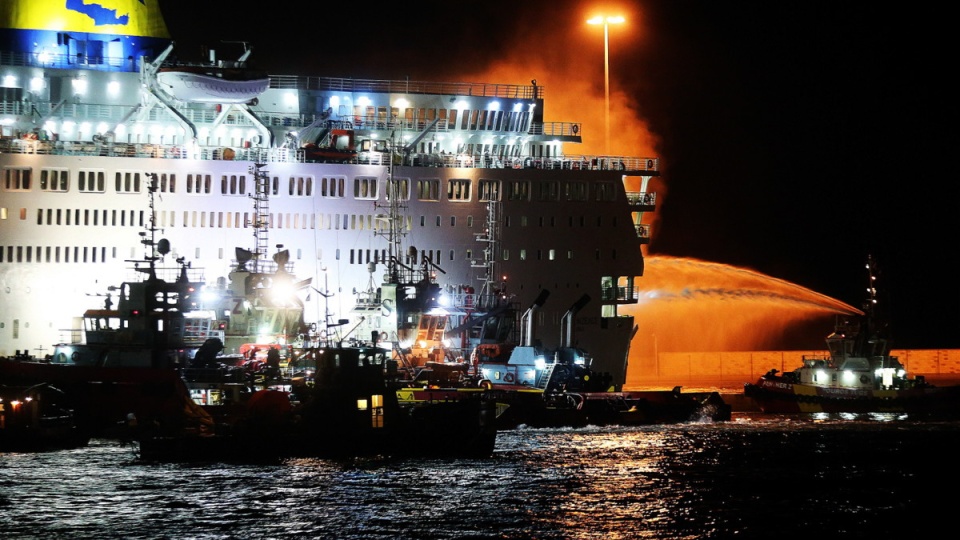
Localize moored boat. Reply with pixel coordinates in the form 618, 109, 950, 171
0, 382, 90, 452
744, 256, 960, 414
137, 323, 498, 463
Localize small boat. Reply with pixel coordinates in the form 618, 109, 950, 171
0, 174, 227, 437
744, 256, 960, 414
0, 383, 90, 452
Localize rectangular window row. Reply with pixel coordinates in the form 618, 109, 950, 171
4, 167, 613, 202
0, 245, 110, 264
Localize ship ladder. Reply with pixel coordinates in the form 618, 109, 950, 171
536, 364, 556, 390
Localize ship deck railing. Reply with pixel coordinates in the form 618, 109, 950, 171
269, 75, 541, 99
0, 50, 540, 99
0, 137, 660, 173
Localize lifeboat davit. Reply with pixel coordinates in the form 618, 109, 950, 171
157, 66, 269, 104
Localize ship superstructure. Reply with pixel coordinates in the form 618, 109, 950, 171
0, 0, 657, 388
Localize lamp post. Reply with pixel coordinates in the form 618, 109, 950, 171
587, 15, 624, 155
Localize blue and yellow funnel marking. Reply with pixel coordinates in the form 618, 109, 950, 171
1, 0, 169, 37
0, 0, 171, 67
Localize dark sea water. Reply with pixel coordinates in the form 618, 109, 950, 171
2, 413, 959, 539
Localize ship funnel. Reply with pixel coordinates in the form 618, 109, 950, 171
521, 290, 550, 347
560, 294, 591, 348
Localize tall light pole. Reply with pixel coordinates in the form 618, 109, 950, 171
587, 15, 624, 155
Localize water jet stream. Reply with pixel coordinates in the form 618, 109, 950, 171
626, 255, 860, 355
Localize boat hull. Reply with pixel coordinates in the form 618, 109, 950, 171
0, 358, 195, 436
744, 377, 960, 415
450, 387, 731, 429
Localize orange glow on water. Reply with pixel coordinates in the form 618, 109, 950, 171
626, 255, 861, 355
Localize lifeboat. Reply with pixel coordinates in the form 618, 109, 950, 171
157, 66, 269, 104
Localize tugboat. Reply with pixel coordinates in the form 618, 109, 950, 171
0, 173, 223, 436
744, 256, 960, 414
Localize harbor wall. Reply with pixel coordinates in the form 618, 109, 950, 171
626, 349, 960, 390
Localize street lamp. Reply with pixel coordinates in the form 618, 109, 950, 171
587, 15, 624, 155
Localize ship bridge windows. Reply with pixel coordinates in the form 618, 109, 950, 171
354, 177, 379, 200
185, 174, 212, 194
40, 169, 69, 192
3, 167, 32, 191
77, 169, 105, 193
221, 174, 248, 196
321, 176, 345, 198
115, 171, 143, 194
447, 179, 472, 201
478, 179, 501, 201
417, 179, 441, 201
288, 176, 314, 197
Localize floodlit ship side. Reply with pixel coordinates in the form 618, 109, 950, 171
0, 1, 658, 389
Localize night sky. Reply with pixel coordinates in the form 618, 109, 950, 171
163, 2, 956, 348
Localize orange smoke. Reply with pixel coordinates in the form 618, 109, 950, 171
457, 3, 658, 158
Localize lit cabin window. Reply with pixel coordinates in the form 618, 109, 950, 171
478, 179, 501, 201
417, 179, 440, 201
387, 178, 410, 201
447, 178, 471, 201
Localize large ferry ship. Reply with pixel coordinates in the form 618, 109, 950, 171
0, 0, 657, 389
